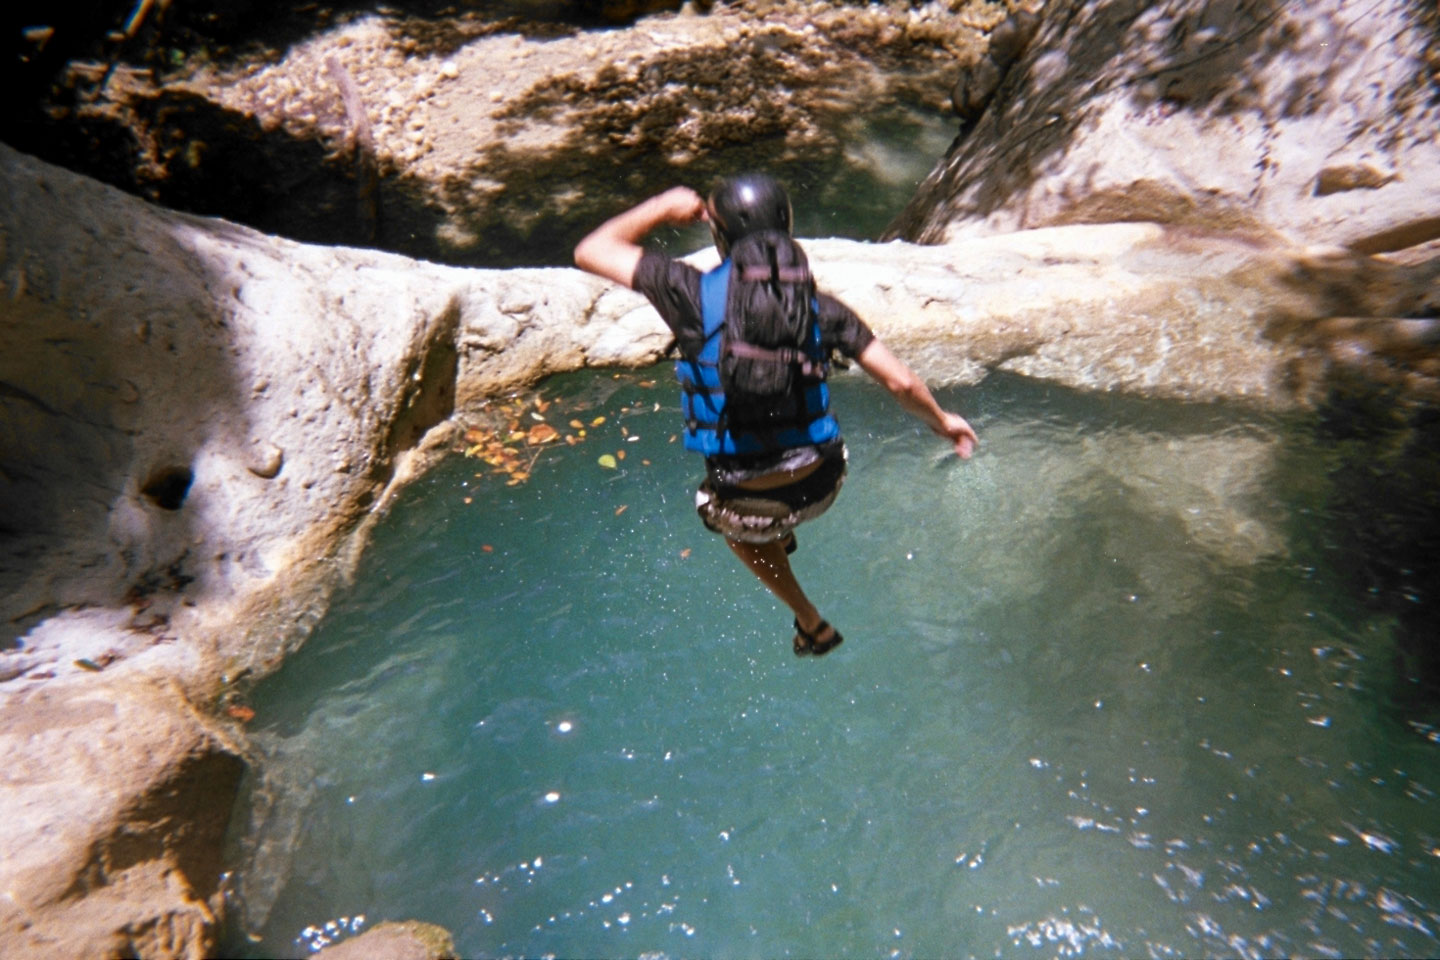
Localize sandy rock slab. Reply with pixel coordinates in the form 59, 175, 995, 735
0, 675, 243, 960
314, 920, 457, 960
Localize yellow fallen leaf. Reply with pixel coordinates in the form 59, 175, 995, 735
569, 419, 585, 429
536, 398, 551, 412
591, 416, 606, 426
642, 459, 651, 466
598, 454, 617, 469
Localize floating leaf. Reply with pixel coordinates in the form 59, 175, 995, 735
464, 427, 489, 444
526, 423, 559, 445
621, 425, 629, 437
642, 459, 651, 466
591, 416, 606, 426
462, 496, 473, 504
680, 548, 692, 559
639, 380, 656, 388
598, 454, 617, 469
626, 435, 640, 442
530, 411, 546, 421
227, 704, 256, 722
569, 419, 585, 430
536, 398, 551, 412
565, 435, 578, 446
482, 544, 494, 553
615, 504, 628, 516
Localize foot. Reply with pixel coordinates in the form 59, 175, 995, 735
793, 618, 843, 657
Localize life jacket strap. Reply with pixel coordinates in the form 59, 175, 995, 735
738, 264, 812, 284
723, 340, 826, 380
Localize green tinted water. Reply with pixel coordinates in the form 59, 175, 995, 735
223, 370, 1439, 959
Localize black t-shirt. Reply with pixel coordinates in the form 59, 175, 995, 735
633, 250, 875, 361
632, 249, 875, 480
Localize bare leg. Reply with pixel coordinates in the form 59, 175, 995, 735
726, 537, 838, 646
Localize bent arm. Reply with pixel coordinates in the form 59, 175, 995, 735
573, 186, 707, 289
856, 339, 978, 459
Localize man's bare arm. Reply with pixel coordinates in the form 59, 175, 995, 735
573, 187, 708, 289
856, 339, 978, 459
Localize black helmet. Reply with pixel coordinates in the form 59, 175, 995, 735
707, 173, 792, 256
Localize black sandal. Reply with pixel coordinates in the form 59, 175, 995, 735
780, 532, 798, 555
793, 618, 843, 657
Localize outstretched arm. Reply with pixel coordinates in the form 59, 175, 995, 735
573, 186, 708, 289
856, 339, 978, 459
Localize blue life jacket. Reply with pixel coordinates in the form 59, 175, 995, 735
676, 258, 840, 457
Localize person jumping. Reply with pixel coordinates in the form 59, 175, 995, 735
574, 173, 977, 657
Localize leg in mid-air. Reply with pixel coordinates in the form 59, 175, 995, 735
725, 536, 843, 656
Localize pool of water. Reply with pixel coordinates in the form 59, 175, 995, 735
222, 369, 1439, 959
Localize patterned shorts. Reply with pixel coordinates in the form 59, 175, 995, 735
694, 445, 848, 544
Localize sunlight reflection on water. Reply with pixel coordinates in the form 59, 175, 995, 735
224, 370, 1438, 959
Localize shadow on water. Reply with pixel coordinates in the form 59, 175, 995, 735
1314, 373, 1440, 697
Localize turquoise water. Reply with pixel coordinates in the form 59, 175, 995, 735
223, 370, 1439, 959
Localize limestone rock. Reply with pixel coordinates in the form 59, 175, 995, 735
0, 674, 244, 960
315, 921, 457, 960
892, 0, 1440, 257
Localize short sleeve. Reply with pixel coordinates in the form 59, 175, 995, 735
632, 251, 706, 356
817, 293, 875, 358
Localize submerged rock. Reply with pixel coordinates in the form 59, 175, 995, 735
314, 920, 457, 960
